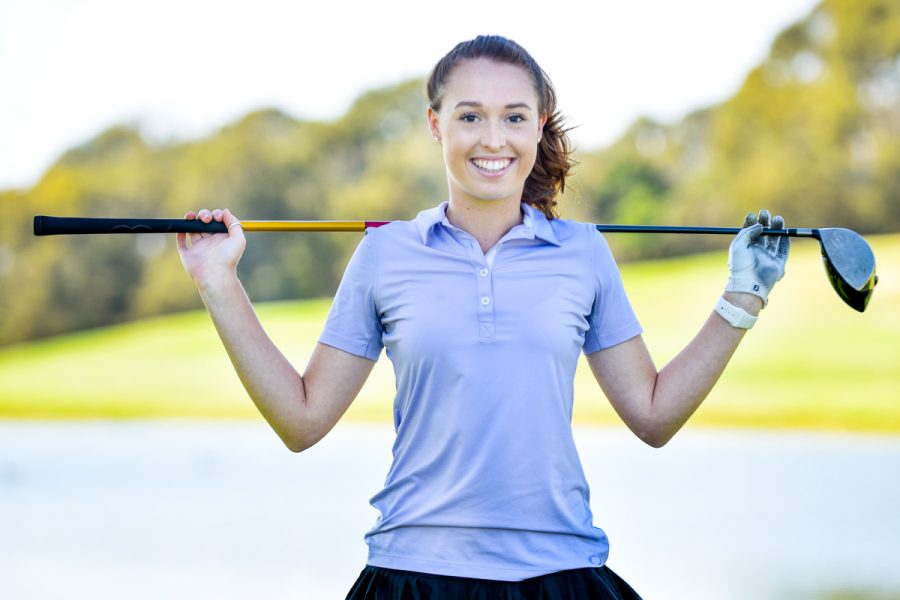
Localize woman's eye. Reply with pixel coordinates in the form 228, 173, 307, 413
460, 113, 479, 123
508, 114, 526, 124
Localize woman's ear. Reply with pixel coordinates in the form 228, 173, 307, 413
538, 113, 547, 143
427, 107, 441, 142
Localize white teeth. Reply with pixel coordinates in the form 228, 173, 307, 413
472, 158, 511, 172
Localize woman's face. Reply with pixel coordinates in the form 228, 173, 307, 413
428, 58, 546, 209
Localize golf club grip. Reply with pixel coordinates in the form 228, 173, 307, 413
34, 216, 227, 236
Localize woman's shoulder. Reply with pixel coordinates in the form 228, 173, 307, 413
546, 215, 604, 245
546, 216, 619, 268
365, 203, 450, 246
365, 219, 419, 240
361, 219, 423, 254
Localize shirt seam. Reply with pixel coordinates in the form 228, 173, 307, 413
318, 334, 379, 362
368, 227, 382, 356
584, 322, 643, 355
588, 222, 603, 352
368, 551, 564, 576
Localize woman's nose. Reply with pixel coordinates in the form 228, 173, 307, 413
481, 121, 505, 149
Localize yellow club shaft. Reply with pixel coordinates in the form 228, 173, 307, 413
240, 220, 372, 232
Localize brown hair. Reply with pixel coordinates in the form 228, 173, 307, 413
426, 35, 574, 220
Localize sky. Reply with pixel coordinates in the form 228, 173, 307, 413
0, 0, 820, 190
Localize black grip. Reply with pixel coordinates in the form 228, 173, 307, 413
34, 216, 228, 236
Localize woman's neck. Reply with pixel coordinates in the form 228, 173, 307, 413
445, 197, 523, 254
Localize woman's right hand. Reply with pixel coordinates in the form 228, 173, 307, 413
176, 208, 246, 290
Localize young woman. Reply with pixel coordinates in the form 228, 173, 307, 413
178, 35, 789, 599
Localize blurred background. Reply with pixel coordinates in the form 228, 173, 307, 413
1, 0, 898, 598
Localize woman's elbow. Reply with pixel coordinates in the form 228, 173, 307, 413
267, 400, 332, 453
640, 431, 673, 448
633, 423, 677, 448
277, 426, 323, 453
283, 437, 312, 453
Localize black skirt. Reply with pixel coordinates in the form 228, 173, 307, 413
345, 565, 643, 600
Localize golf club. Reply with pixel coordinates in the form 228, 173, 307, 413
33, 215, 878, 312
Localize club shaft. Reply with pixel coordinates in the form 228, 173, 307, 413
593, 225, 815, 237
33, 216, 815, 237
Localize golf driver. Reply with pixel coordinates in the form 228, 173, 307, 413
32, 215, 879, 312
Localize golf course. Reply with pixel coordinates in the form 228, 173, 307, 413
1, 234, 897, 433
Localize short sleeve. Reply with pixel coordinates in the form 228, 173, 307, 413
318, 231, 383, 361
583, 229, 643, 354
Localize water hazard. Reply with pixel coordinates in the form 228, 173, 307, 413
1, 421, 898, 599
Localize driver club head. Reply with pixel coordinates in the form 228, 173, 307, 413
816, 228, 878, 312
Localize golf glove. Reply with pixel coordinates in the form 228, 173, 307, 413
726, 210, 790, 306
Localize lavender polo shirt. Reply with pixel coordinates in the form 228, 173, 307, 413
319, 202, 642, 581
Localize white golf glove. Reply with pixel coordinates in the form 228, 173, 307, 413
726, 210, 790, 306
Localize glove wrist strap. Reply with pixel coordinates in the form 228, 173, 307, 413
725, 276, 769, 307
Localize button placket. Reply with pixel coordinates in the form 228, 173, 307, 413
470, 255, 494, 341
476, 263, 495, 339
455, 228, 496, 341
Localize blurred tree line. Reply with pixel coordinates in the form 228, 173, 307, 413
1, 0, 898, 346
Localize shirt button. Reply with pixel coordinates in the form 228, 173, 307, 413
480, 296, 491, 306
479, 268, 489, 277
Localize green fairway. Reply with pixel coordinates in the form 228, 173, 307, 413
1, 235, 898, 432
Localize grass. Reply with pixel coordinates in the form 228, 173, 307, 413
1, 235, 898, 433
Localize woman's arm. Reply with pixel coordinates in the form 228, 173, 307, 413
586, 291, 757, 447
178, 208, 374, 452
587, 210, 789, 447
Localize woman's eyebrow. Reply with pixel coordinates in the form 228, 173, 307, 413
453, 101, 533, 110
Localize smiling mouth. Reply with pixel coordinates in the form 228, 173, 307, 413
471, 158, 513, 173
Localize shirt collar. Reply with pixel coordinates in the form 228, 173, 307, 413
522, 202, 561, 246
414, 201, 560, 247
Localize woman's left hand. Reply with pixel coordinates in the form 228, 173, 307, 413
725, 209, 790, 307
